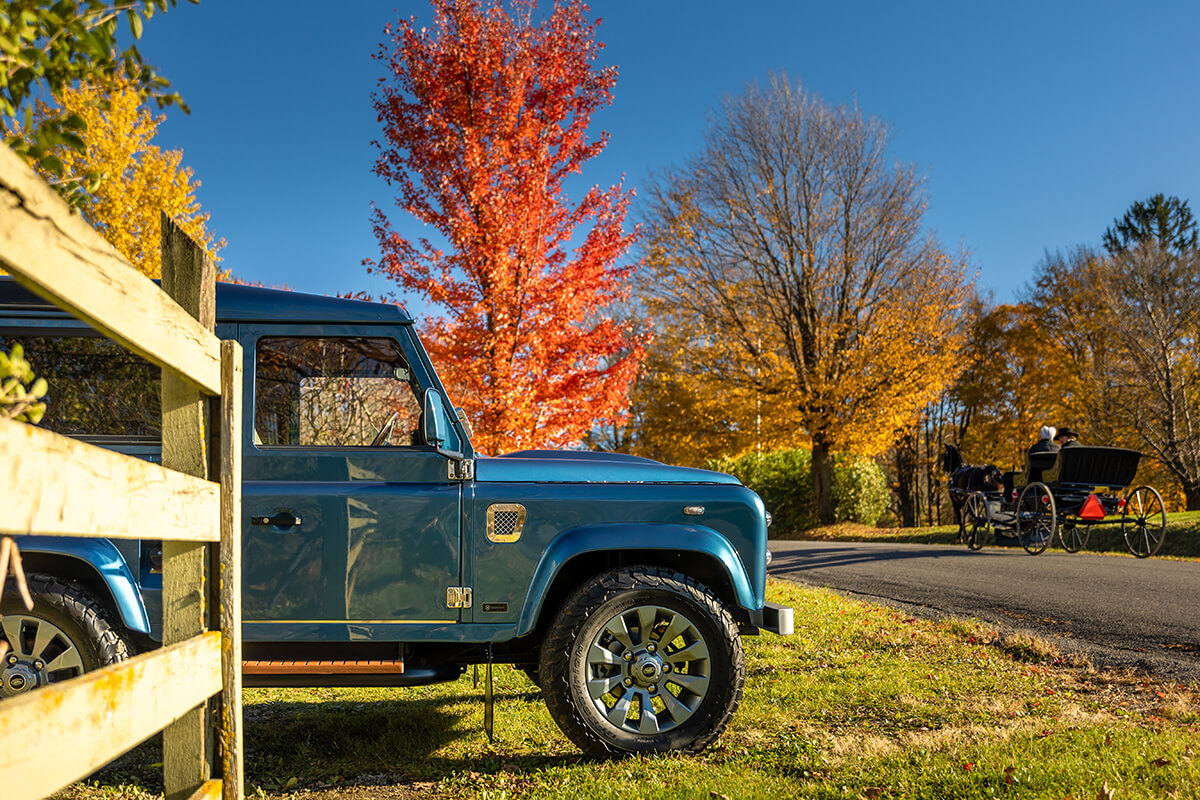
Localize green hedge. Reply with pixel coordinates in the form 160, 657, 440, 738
707, 448, 888, 533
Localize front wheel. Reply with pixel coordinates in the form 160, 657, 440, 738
539, 566, 745, 757
1, 575, 131, 697
963, 492, 990, 551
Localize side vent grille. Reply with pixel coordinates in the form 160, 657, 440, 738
486, 503, 527, 543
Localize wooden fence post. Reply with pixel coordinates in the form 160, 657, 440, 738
219, 339, 244, 799
161, 213, 217, 800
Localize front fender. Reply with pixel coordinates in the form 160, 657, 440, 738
16, 536, 150, 634
516, 523, 758, 636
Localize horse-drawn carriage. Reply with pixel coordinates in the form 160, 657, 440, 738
946, 445, 1167, 557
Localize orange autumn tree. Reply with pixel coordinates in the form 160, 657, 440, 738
369, 0, 644, 453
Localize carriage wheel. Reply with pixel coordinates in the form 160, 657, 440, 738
1058, 518, 1089, 553
1017, 482, 1056, 555
1121, 486, 1166, 558
963, 492, 990, 551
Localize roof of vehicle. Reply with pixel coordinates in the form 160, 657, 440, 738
0, 277, 412, 325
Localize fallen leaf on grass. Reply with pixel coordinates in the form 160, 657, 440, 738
1150, 758, 1171, 768
862, 789, 885, 799
1097, 781, 1115, 800
962, 762, 975, 772
710, 792, 730, 800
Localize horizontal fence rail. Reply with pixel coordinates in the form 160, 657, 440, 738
0, 145, 221, 395
0, 417, 220, 542
0, 632, 222, 800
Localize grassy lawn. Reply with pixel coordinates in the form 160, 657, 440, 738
786, 510, 1200, 561
57, 579, 1199, 800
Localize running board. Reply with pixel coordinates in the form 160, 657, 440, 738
242, 659, 405, 675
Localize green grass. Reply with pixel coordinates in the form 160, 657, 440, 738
56, 579, 1199, 800
786, 510, 1200, 560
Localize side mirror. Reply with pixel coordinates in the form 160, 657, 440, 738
423, 388, 446, 448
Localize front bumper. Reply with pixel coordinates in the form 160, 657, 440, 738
750, 601, 795, 635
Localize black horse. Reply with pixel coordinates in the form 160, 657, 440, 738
942, 444, 1003, 542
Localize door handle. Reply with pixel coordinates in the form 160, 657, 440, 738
251, 513, 303, 528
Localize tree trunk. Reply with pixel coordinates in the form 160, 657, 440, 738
893, 438, 918, 528
1185, 482, 1200, 511
812, 441, 837, 525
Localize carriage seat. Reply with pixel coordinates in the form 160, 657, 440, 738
1012, 451, 1058, 488
1015, 446, 1141, 489
1041, 446, 1141, 489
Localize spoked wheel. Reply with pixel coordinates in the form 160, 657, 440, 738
1058, 518, 1090, 553
1122, 485, 1166, 558
963, 492, 991, 551
1017, 482, 1056, 555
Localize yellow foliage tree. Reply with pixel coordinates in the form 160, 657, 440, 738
11, 71, 222, 277
641, 77, 975, 521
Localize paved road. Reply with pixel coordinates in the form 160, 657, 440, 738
767, 540, 1200, 681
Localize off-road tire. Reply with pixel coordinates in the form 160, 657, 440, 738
1, 574, 131, 695
538, 566, 744, 757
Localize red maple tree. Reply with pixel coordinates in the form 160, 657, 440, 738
368, 0, 645, 454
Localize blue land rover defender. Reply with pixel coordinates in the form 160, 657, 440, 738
0, 277, 791, 756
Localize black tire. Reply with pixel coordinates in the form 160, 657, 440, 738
538, 566, 745, 757
518, 665, 542, 690
1058, 518, 1089, 553
1122, 485, 1166, 558
1, 574, 131, 697
963, 492, 990, 551
1017, 482, 1056, 555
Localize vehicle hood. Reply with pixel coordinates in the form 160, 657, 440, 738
474, 449, 742, 485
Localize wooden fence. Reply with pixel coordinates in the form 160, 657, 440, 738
0, 141, 243, 800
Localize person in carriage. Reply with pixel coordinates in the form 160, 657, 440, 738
1029, 425, 1058, 455
1054, 427, 1081, 448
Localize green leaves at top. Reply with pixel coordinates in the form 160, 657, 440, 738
0, 1, 197, 203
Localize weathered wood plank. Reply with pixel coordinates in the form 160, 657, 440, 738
0, 145, 221, 395
219, 340, 244, 800
161, 220, 217, 800
0, 417, 219, 542
188, 780, 224, 800
0, 632, 222, 800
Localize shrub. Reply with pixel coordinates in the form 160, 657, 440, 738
709, 449, 816, 532
708, 447, 888, 533
832, 454, 889, 527
0, 344, 46, 423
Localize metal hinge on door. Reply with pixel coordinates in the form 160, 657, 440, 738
446, 587, 473, 609
448, 459, 474, 481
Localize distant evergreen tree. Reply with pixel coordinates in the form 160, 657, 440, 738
1102, 193, 1198, 256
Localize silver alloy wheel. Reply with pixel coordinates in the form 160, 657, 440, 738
1, 613, 86, 696
585, 604, 711, 735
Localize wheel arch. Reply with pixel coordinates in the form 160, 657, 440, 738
12, 537, 150, 635
515, 523, 758, 639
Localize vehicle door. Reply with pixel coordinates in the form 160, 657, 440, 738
238, 326, 462, 628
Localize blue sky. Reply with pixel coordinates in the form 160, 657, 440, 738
136, 1, 1200, 309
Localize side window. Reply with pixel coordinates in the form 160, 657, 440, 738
0, 333, 160, 441
254, 337, 422, 447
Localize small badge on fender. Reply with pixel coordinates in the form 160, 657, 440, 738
482, 602, 508, 613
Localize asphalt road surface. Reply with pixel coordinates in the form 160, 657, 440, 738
767, 540, 1200, 681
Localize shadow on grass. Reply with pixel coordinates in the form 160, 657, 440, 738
82, 694, 578, 795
